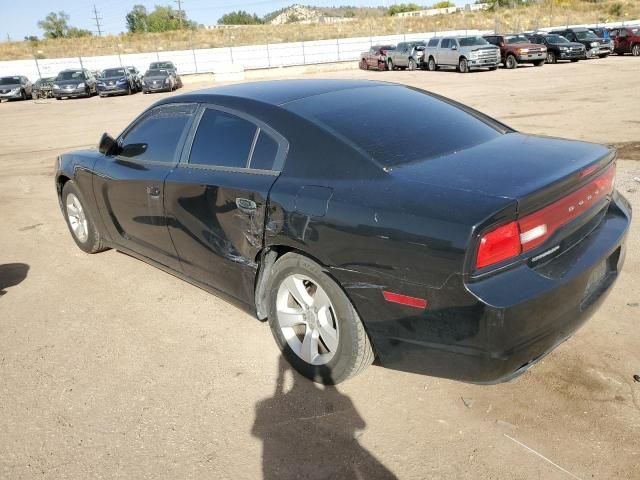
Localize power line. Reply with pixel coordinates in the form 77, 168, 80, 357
92, 5, 104, 36
175, 0, 184, 29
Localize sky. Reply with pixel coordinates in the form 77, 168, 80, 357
0, 0, 468, 40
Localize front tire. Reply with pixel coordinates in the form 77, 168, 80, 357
632, 44, 640, 56
505, 54, 517, 69
61, 181, 108, 254
533, 59, 545, 66
408, 58, 417, 71
458, 57, 469, 73
427, 57, 437, 71
387, 58, 394, 71
547, 51, 557, 64
267, 253, 374, 384
360, 58, 368, 70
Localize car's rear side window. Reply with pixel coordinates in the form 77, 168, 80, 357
189, 108, 257, 168
428, 38, 439, 47
119, 104, 195, 163
285, 85, 504, 168
250, 131, 279, 170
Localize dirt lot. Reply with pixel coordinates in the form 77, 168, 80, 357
1, 57, 639, 480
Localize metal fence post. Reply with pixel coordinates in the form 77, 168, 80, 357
266, 43, 271, 67
302, 42, 306, 65
192, 49, 198, 73
336, 38, 340, 62
78, 56, 84, 70
34, 57, 42, 80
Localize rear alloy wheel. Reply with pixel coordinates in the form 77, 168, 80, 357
547, 51, 557, 64
268, 253, 374, 384
387, 58, 394, 71
427, 57, 437, 71
62, 181, 108, 254
505, 54, 517, 69
458, 57, 469, 73
408, 58, 417, 71
633, 44, 640, 56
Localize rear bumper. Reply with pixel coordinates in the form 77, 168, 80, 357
335, 192, 631, 383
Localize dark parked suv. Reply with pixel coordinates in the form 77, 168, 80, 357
483, 34, 547, 68
549, 28, 611, 58
526, 33, 586, 63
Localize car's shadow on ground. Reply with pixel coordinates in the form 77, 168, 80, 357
0, 263, 29, 297
252, 356, 397, 480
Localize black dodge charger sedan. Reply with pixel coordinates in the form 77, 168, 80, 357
55, 80, 630, 384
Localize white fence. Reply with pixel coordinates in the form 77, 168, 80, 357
0, 19, 638, 82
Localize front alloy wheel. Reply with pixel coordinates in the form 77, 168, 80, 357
458, 57, 469, 73
62, 181, 108, 254
505, 54, 517, 69
268, 253, 374, 384
633, 44, 640, 56
408, 58, 417, 70
547, 51, 557, 64
427, 57, 436, 71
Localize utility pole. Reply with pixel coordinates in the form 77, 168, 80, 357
6, 33, 11, 42
92, 5, 103, 36
175, 0, 184, 30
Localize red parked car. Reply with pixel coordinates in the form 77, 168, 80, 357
610, 26, 640, 56
483, 34, 547, 69
359, 45, 396, 70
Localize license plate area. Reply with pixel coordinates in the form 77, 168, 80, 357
581, 248, 620, 309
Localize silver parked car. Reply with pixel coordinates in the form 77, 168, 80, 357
0, 76, 32, 101
385, 41, 427, 71
425, 36, 500, 73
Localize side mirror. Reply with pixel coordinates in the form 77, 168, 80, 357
451, 45, 457, 50
98, 133, 118, 156
499, 42, 505, 47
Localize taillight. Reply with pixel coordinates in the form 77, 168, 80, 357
476, 163, 616, 270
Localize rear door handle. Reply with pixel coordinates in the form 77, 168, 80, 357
147, 186, 161, 198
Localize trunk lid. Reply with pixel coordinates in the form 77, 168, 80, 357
392, 132, 614, 215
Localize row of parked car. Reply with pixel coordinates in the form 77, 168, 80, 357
0, 61, 184, 102
360, 25, 640, 73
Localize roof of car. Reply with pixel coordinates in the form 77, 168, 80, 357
184, 79, 391, 106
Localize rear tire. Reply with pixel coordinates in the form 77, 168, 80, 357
267, 253, 374, 384
61, 181, 108, 254
570, 59, 579, 62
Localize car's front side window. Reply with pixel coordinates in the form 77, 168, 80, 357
119, 104, 195, 163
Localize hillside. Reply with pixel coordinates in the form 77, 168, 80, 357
1, 0, 638, 61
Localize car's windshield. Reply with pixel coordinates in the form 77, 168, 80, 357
505, 35, 530, 44
103, 68, 126, 78
285, 85, 503, 168
546, 34, 569, 43
56, 71, 85, 81
459, 36, 489, 47
145, 69, 168, 77
576, 30, 598, 40
0, 77, 20, 85
150, 62, 174, 69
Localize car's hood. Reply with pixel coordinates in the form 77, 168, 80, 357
510, 42, 545, 49
101, 76, 127, 82
144, 75, 169, 82
0, 83, 21, 91
390, 132, 613, 209
550, 41, 585, 48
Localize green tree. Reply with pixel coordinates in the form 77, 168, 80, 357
431, 1, 454, 8
217, 10, 264, 25
125, 5, 196, 33
37, 11, 93, 39
387, 3, 422, 16
38, 11, 70, 39
126, 5, 149, 33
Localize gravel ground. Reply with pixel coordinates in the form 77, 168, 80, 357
0, 56, 639, 479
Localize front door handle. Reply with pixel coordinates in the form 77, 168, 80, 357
147, 186, 161, 198
236, 198, 257, 211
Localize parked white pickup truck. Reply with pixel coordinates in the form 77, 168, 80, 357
424, 36, 500, 73
385, 41, 427, 71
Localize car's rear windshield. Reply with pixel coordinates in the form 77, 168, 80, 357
0, 77, 20, 85
285, 85, 504, 168
505, 35, 530, 44
459, 36, 489, 46
103, 68, 126, 78
145, 69, 168, 77
57, 71, 85, 80
546, 34, 569, 43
